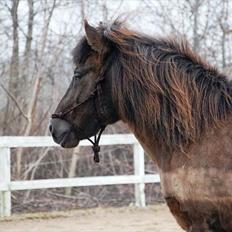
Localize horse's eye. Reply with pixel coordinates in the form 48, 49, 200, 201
73, 66, 93, 79
74, 69, 82, 79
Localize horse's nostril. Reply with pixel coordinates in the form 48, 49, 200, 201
49, 124, 53, 133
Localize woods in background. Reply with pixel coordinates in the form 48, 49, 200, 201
1, 0, 232, 137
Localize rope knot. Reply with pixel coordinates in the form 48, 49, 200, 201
92, 145, 100, 163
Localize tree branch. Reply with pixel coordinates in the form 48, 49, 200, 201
0, 82, 28, 121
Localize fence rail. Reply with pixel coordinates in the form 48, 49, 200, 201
0, 134, 160, 217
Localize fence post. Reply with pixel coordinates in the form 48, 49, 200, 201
133, 143, 145, 207
0, 147, 11, 217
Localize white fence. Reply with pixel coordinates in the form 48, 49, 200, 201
0, 134, 160, 217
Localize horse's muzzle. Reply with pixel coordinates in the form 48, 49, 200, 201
49, 118, 79, 148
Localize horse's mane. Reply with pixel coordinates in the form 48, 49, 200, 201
73, 21, 232, 152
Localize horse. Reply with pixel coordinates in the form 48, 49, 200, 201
50, 20, 232, 232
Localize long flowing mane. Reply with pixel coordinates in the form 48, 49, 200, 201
74, 21, 232, 152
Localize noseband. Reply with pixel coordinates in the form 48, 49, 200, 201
51, 69, 108, 163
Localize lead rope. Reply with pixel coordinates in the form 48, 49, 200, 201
87, 126, 106, 163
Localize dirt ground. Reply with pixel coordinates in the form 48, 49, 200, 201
0, 204, 184, 232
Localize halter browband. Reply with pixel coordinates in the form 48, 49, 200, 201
51, 70, 107, 163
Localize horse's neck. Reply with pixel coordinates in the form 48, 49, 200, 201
133, 114, 232, 170
133, 129, 169, 168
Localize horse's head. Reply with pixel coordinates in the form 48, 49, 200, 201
50, 20, 119, 148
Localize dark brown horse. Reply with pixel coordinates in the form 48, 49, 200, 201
50, 20, 232, 232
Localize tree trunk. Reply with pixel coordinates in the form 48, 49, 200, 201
16, 0, 57, 177
22, 0, 34, 82
192, 0, 201, 53
3, 0, 20, 134
65, 147, 80, 196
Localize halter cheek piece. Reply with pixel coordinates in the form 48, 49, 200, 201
51, 69, 107, 163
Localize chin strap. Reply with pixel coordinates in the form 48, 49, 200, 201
87, 126, 106, 163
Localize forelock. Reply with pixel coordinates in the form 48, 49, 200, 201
72, 37, 93, 66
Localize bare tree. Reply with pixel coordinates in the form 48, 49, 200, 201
22, 0, 34, 81
3, 0, 20, 133
16, 0, 57, 177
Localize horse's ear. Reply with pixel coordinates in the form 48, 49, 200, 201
84, 20, 103, 52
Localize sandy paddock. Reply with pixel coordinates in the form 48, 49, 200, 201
0, 204, 184, 232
